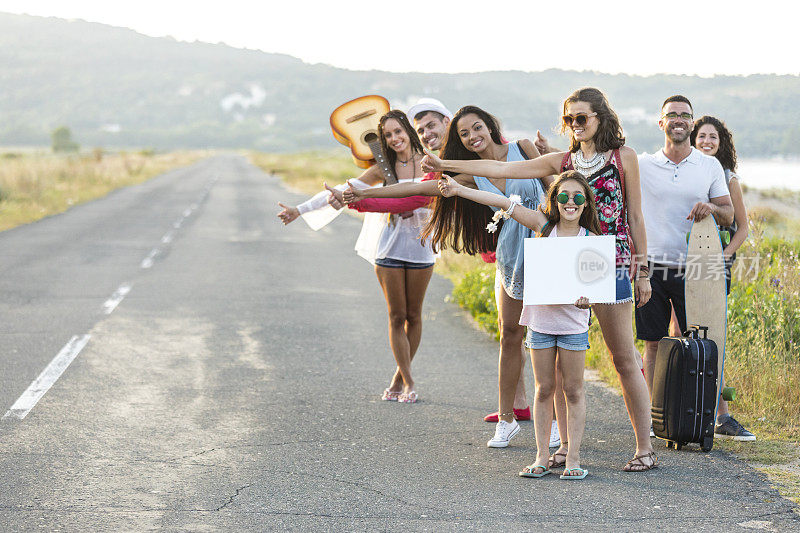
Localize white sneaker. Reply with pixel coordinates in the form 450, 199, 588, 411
487, 419, 520, 448
549, 420, 561, 448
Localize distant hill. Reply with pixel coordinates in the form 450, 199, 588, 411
1, 12, 799, 156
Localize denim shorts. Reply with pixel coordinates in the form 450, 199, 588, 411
613, 266, 633, 304
525, 329, 590, 351
374, 257, 434, 269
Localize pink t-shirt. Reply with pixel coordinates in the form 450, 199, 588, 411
518, 226, 591, 335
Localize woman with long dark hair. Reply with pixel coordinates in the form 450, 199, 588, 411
683, 115, 753, 440
345, 106, 562, 449
278, 110, 435, 404
421, 88, 658, 471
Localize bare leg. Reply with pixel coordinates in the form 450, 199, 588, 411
513, 345, 529, 410
643, 340, 659, 396
387, 266, 434, 391
668, 305, 682, 337
558, 348, 587, 471
593, 302, 655, 465
496, 285, 526, 423
531, 347, 557, 469
553, 353, 568, 449
375, 266, 414, 394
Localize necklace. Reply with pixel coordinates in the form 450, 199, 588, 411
573, 149, 606, 176
398, 153, 415, 167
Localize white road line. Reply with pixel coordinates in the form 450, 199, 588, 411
161, 230, 175, 244
3, 335, 91, 420
173, 218, 183, 229
102, 283, 131, 315
140, 248, 159, 269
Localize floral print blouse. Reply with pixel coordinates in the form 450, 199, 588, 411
562, 149, 631, 266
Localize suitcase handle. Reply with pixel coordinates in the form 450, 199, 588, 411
684, 325, 709, 339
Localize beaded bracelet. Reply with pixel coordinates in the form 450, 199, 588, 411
486, 195, 522, 233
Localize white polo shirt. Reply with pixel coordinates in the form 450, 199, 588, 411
638, 147, 729, 267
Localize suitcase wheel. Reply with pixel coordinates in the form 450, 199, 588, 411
722, 387, 737, 402
701, 437, 714, 452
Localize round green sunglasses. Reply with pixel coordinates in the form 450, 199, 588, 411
556, 192, 586, 205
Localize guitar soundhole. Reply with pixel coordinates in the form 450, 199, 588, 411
363, 132, 378, 144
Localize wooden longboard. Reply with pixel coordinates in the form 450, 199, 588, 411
684, 215, 728, 418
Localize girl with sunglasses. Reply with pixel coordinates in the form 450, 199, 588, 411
438, 170, 601, 480
344, 106, 565, 450
278, 110, 435, 404
421, 87, 658, 472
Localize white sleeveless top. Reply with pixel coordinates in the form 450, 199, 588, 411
519, 226, 590, 335
355, 176, 437, 264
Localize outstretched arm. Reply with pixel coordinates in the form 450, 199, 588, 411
422, 150, 563, 180
343, 173, 475, 203
277, 165, 383, 228
437, 176, 547, 232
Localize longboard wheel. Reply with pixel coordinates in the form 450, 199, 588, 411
722, 387, 737, 402
720, 230, 731, 246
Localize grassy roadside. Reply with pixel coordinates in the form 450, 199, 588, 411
0, 149, 207, 231
258, 150, 800, 507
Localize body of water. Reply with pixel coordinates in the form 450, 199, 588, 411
735, 158, 800, 191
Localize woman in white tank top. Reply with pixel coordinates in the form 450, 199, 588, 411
278, 111, 435, 404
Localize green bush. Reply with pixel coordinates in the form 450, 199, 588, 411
451, 265, 499, 340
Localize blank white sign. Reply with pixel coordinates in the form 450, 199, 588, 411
523, 235, 617, 305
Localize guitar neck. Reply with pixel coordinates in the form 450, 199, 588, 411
366, 139, 397, 184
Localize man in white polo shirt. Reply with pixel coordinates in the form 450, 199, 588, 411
636, 95, 743, 435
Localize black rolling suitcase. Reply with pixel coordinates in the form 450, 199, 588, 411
651, 326, 718, 452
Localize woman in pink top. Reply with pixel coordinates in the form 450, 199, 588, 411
438, 170, 601, 480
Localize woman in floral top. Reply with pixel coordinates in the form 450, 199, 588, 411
422, 87, 658, 472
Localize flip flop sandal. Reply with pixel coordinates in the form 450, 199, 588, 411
560, 467, 588, 480
398, 391, 418, 404
623, 452, 658, 472
381, 388, 401, 401
548, 449, 568, 469
519, 464, 551, 478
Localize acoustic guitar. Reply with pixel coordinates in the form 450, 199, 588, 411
330, 95, 396, 183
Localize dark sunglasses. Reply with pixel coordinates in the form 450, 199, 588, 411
561, 112, 597, 128
557, 192, 586, 205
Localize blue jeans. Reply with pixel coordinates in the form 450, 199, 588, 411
525, 329, 590, 351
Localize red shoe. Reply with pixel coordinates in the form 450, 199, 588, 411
514, 406, 532, 421
483, 407, 531, 423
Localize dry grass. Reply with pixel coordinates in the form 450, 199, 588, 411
248, 150, 357, 196
0, 150, 207, 231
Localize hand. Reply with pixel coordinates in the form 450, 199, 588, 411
534, 130, 553, 155
437, 176, 461, 197
342, 180, 363, 204
421, 150, 444, 173
687, 201, 713, 221
277, 203, 300, 225
574, 296, 590, 309
324, 182, 344, 210
635, 277, 652, 308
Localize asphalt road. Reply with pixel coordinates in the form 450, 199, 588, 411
0, 155, 797, 531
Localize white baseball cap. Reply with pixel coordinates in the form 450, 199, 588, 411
407, 98, 453, 122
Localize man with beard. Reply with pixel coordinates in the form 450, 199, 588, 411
636, 95, 733, 401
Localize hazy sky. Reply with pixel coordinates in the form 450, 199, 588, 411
3, 0, 796, 76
